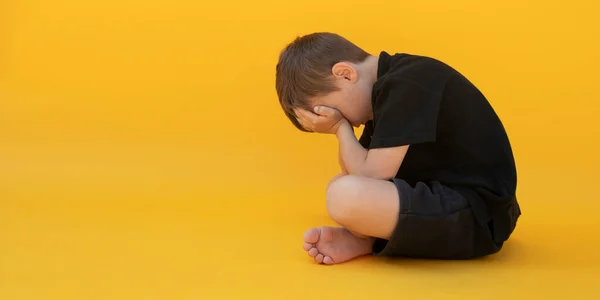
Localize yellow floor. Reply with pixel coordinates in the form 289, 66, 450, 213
2, 0, 600, 299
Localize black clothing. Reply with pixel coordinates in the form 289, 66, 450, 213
359, 52, 520, 258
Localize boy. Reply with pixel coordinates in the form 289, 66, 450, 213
275, 32, 521, 265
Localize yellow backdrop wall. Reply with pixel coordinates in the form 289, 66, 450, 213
1, 0, 599, 299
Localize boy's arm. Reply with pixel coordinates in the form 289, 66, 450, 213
292, 106, 407, 179
338, 148, 349, 174
336, 120, 408, 180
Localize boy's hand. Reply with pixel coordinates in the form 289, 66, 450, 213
294, 106, 347, 134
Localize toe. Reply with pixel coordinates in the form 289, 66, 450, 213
315, 254, 324, 263
303, 242, 313, 251
303, 228, 321, 244
308, 248, 319, 257
323, 256, 335, 265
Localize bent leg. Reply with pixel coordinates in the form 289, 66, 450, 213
326, 175, 400, 240
328, 176, 482, 259
310, 175, 487, 260
301, 173, 392, 265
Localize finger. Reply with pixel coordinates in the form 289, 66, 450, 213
313, 106, 340, 118
299, 113, 321, 129
292, 108, 312, 127
295, 107, 320, 123
297, 118, 313, 132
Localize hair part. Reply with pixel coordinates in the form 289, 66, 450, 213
275, 32, 370, 131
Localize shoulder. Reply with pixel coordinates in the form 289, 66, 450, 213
374, 52, 456, 98
379, 52, 455, 80
382, 52, 453, 75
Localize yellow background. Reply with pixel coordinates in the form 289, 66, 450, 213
1, 0, 599, 299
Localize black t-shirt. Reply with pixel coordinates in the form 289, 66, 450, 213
359, 51, 520, 244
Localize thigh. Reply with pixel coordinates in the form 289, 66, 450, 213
325, 175, 400, 240
374, 179, 478, 259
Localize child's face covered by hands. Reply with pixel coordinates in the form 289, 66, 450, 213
294, 106, 348, 134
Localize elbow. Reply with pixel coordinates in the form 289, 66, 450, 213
366, 172, 395, 181
351, 166, 395, 181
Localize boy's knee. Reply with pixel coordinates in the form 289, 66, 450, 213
326, 175, 363, 224
326, 173, 346, 190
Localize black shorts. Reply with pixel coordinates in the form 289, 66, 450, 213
372, 179, 501, 259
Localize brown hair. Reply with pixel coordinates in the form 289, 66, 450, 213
275, 32, 370, 131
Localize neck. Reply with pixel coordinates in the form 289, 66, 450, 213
363, 55, 380, 85
361, 55, 379, 121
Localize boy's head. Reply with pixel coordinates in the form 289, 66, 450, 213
275, 32, 377, 132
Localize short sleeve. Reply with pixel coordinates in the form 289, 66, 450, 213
369, 78, 442, 149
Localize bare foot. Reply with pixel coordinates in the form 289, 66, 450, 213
302, 227, 374, 265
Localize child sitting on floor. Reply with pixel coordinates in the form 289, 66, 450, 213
275, 32, 521, 264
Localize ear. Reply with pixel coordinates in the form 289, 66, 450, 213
331, 62, 358, 83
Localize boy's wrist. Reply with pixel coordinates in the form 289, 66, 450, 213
335, 119, 352, 136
